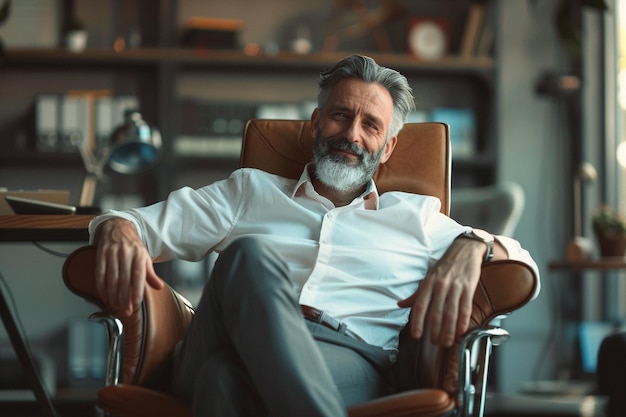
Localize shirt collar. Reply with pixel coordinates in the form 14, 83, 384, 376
291, 163, 379, 210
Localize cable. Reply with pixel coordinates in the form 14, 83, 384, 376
0, 269, 30, 344
30, 241, 72, 258
0, 270, 61, 417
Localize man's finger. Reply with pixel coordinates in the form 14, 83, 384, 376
408, 283, 433, 339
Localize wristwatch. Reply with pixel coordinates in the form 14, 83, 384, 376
461, 229, 495, 263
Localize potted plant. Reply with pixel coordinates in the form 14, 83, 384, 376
592, 205, 626, 257
0, 0, 11, 62
63, 16, 88, 53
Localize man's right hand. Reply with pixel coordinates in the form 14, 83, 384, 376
93, 218, 164, 317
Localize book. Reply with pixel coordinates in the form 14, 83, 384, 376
34, 92, 138, 154
429, 107, 476, 158
460, 4, 485, 58
35, 94, 61, 152
175, 99, 258, 157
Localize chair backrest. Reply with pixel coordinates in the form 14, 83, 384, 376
450, 181, 525, 237
241, 120, 451, 215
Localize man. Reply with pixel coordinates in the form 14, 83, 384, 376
90, 55, 539, 416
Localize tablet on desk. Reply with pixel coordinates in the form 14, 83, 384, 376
5, 196, 77, 215
0, 190, 71, 215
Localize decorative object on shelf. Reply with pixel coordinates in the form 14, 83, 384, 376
566, 162, 597, 261
63, 16, 87, 53
291, 25, 313, 54
180, 17, 241, 50
553, 0, 608, 65
77, 111, 161, 207
592, 205, 626, 258
0, 0, 10, 62
323, 0, 405, 53
408, 18, 448, 61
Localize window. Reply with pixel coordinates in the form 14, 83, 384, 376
615, 1, 626, 212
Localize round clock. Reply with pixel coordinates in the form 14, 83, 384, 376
408, 20, 447, 60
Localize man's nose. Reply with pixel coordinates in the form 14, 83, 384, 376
344, 120, 363, 145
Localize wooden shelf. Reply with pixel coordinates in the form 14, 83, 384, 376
549, 258, 626, 271
1, 6, 498, 194
0, 151, 83, 167
3, 48, 495, 75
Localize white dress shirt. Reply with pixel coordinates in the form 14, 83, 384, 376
89, 165, 539, 350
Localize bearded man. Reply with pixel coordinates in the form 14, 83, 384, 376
89, 55, 539, 417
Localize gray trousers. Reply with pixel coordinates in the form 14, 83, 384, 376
172, 236, 396, 417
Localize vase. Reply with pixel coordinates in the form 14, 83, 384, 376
66, 30, 87, 53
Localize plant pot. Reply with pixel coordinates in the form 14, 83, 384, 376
596, 234, 626, 257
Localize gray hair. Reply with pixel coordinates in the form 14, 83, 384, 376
317, 55, 415, 139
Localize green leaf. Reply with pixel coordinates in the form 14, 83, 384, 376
582, 0, 608, 12
0, 0, 11, 25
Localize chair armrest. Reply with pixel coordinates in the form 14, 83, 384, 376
456, 326, 510, 417
63, 245, 195, 389
400, 259, 538, 392
444, 259, 538, 392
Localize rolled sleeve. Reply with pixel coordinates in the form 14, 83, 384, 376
494, 235, 541, 299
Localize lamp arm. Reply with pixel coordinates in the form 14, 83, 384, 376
76, 138, 108, 179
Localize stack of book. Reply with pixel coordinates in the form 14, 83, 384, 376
35, 91, 139, 154
180, 17, 242, 49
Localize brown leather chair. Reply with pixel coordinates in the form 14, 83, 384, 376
62, 120, 538, 417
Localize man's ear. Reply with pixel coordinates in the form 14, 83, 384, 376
379, 135, 398, 164
310, 108, 320, 138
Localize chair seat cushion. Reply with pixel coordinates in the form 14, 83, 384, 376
347, 388, 455, 417
98, 385, 192, 417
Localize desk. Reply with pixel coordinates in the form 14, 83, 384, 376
0, 215, 93, 241
0, 215, 95, 417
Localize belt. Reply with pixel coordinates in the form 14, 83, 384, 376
300, 305, 364, 342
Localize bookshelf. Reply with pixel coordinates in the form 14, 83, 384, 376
0, 0, 499, 202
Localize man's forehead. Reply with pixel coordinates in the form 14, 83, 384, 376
327, 79, 393, 118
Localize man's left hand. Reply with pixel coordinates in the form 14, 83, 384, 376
397, 237, 486, 347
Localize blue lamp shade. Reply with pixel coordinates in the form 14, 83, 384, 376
108, 112, 162, 174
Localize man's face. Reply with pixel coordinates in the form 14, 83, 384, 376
311, 78, 397, 192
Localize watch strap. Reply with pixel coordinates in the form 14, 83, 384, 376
461, 229, 495, 263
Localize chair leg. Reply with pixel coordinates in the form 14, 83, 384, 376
89, 313, 124, 386
457, 327, 510, 417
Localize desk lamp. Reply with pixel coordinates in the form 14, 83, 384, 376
77, 111, 161, 207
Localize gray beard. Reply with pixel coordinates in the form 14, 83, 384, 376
312, 134, 385, 192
